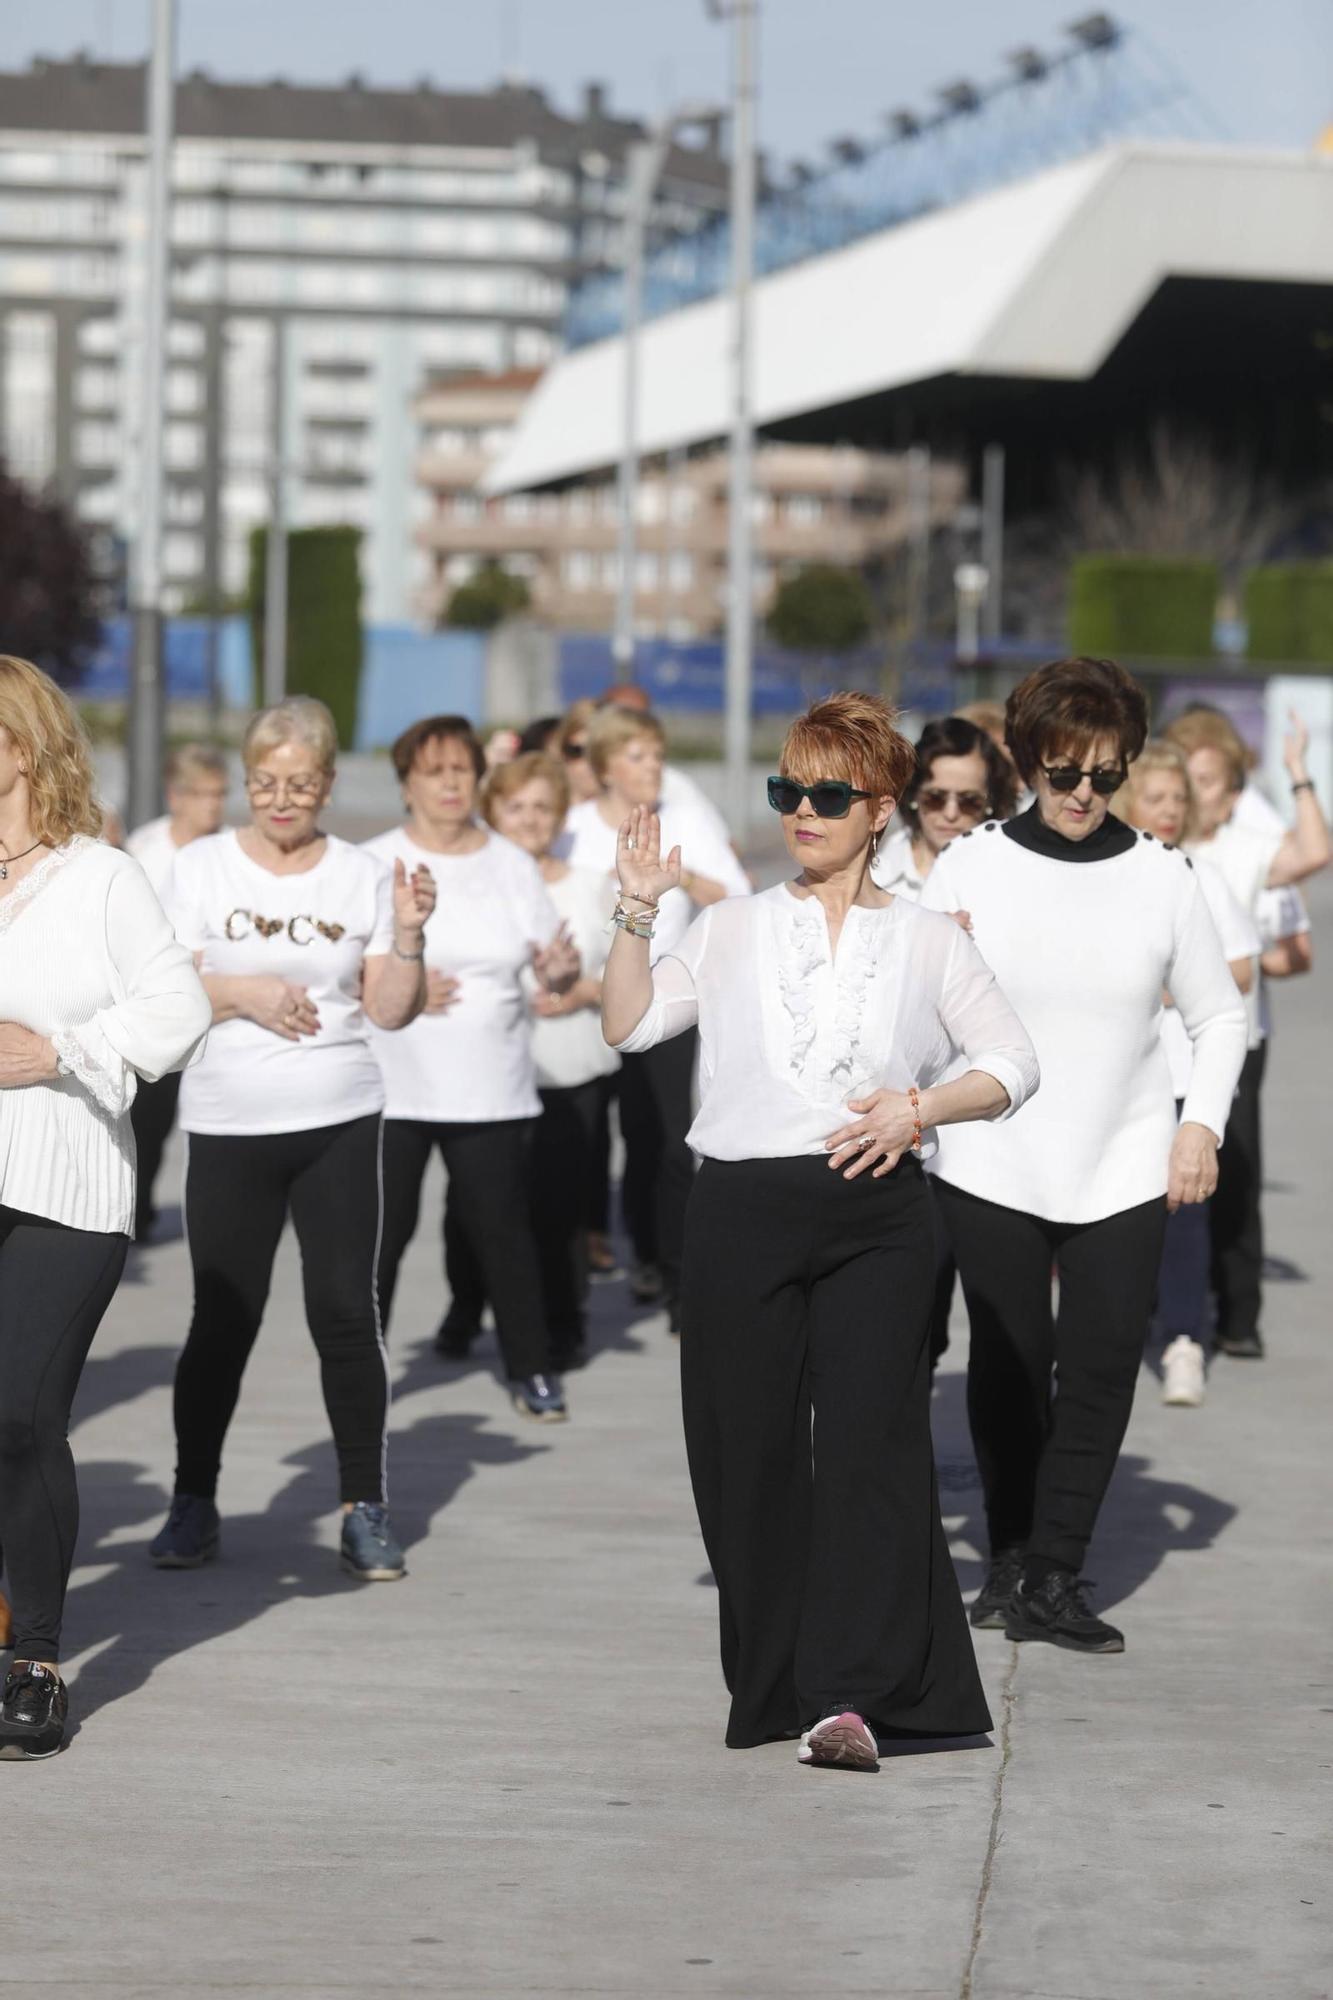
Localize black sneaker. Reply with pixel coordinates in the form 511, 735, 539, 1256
434, 1308, 481, 1360
1005, 1572, 1124, 1654
1216, 1330, 1264, 1359
511, 1373, 568, 1422
0, 1663, 69, 1760
340, 1503, 406, 1582
970, 1548, 1025, 1630
629, 1261, 664, 1305
149, 1495, 220, 1568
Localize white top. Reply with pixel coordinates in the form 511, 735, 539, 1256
614, 884, 1039, 1163
126, 814, 182, 901
529, 866, 620, 1090
921, 822, 1248, 1223
659, 763, 736, 855
167, 831, 394, 1137
1160, 857, 1260, 1098
0, 839, 210, 1233
1225, 784, 1311, 1036
557, 795, 751, 962
363, 825, 559, 1123
1184, 817, 1281, 1049
869, 825, 927, 901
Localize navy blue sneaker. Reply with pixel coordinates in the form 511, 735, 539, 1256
511, 1373, 568, 1422
149, 1496, 220, 1568
0, 1663, 69, 1760
340, 1503, 406, 1582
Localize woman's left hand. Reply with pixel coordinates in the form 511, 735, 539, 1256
392, 857, 436, 943
1281, 708, 1311, 782
533, 923, 580, 995
825, 1088, 918, 1179
1167, 1121, 1220, 1212
0, 1022, 58, 1089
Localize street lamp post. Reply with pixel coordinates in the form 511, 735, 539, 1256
125, 0, 176, 829
263, 315, 289, 708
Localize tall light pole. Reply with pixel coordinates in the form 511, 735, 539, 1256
708, 0, 758, 835
263, 315, 289, 706
126, 0, 176, 828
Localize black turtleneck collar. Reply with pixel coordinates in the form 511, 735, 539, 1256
1001, 799, 1137, 862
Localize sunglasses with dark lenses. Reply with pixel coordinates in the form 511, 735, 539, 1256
917, 786, 990, 817
1041, 763, 1127, 796
562, 742, 588, 760
767, 777, 872, 819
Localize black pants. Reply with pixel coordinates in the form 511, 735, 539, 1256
1209, 1042, 1265, 1345
934, 1179, 1166, 1576
443, 1084, 602, 1359
1155, 1098, 1213, 1349
174, 1116, 388, 1505
586, 1072, 616, 1235
0, 1207, 126, 1661
129, 1070, 182, 1239
680, 1156, 991, 1750
619, 1031, 698, 1305
378, 1118, 547, 1381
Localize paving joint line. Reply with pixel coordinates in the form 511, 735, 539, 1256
959, 1639, 1020, 2000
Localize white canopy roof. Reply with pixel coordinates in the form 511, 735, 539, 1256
485, 143, 1333, 493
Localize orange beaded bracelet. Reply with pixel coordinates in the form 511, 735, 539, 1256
908, 1085, 923, 1153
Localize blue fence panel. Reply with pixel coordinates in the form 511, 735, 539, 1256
556, 633, 898, 716
77, 615, 253, 703
354, 626, 486, 749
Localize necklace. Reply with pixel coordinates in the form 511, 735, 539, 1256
0, 840, 46, 881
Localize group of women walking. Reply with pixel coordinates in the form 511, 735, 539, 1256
0, 647, 1323, 1769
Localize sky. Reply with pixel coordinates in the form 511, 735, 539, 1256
1, 0, 1329, 163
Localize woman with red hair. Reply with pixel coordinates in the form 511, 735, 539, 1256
602, 691, 1039, 1772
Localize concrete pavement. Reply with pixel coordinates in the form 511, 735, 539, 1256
7, 883, 1331, 1999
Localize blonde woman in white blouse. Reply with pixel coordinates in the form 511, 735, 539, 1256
0, 656, 210, 1760
602, 691, 1039, 1773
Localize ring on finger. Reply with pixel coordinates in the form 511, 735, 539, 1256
858, 1134, 872, 1150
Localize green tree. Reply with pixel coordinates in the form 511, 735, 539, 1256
443, 562, 532, 631
767, 563, 875, 652
248, 525, 363, 747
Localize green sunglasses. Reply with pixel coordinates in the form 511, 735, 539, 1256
768, 776, 872, 819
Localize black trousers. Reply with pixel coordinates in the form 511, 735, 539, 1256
378, 1117, 547, 1381
1209, 1042, 1265, 1345
934, 1178, 1167, 1575
174, 1115, 388, 1505
443, 1083, 602, 1357
619, 1031, 698, 1304
585, 1072, 616, 1235
0, 1208, 127, 1661
680, 1156, 991, 1750
129, 1070, 182, 1239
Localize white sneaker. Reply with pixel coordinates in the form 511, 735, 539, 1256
1161, 1336, 1206, 1408
796, 1711, 879, 1771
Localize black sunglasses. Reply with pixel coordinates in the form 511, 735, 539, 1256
1041, 762, 1126, 796
562, 742, 587, 760
768, 777, 872, 819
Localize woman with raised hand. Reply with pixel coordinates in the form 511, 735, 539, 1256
365, 716, 578, 1423
0, 656, 209, 1760
922, 659, 1248, 1654
149, 697, 433, 1587
602, 691, 1038, 1772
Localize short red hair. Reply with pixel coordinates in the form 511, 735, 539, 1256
779, 691, 916, 803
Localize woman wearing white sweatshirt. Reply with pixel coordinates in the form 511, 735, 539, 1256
922, 659, 1247, 1656
0, 656, 210, 1760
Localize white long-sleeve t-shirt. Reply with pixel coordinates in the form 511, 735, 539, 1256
921, 812, 1248, 1223
0, 837, 211, 1233
614, 883, 1039, 1162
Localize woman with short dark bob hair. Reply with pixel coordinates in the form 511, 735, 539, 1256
873, 715, 1019, 901
922, 657, 1248, 1654
603, 691, 1039, 1770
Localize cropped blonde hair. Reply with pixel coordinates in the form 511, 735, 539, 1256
1111, 738, 1198, 841
586, 703, 666, 782
165, 742, 229, 788
0, 654, 104, 846
242, 697, 339, 775
482, 751, 570, 826
1162, 707, 1248, 794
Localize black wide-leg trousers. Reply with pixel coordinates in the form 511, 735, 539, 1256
1209, 1042, 1265, 1346
679, 1155, 991, 1750
933, 1178, 1166, 1576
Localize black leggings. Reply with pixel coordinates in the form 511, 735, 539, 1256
174, 1115, 388, 1506
680, 1156, 991, 1750
0, 1207, 126, 1662
129, 1069, 181, 1238
619, 1031, 698, 1305
933, 1179, 1166, 1577
378, 1118, 548, 1380
1209, 1042, 1265, 1345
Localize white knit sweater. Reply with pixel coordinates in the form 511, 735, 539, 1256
0, 838, 211, 1234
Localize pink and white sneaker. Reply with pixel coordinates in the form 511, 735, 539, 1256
796, 1711, 879, 1771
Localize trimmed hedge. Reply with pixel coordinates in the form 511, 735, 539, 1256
248, 524, 364, 747
1245, 562, 1333, 664
767, 563, 875, 653
1068, 555, 1217, 659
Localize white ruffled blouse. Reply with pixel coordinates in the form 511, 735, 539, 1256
614, 882, 1039, 1161
0, 837, 211, 1233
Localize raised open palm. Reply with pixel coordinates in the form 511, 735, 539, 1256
616, 805, 682, 905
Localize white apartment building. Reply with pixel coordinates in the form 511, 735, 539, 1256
0, 54, 727, 621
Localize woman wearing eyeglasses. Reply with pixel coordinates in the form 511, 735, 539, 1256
921, 658, 1248, 1654
603, 691, 1039, 1770
872, 715, 1018, 901
148, 698, 436, 1583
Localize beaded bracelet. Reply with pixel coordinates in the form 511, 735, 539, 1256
908, 1085, 923, 1153
613, 899, 656, 941
1292, 779, 1315, 795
